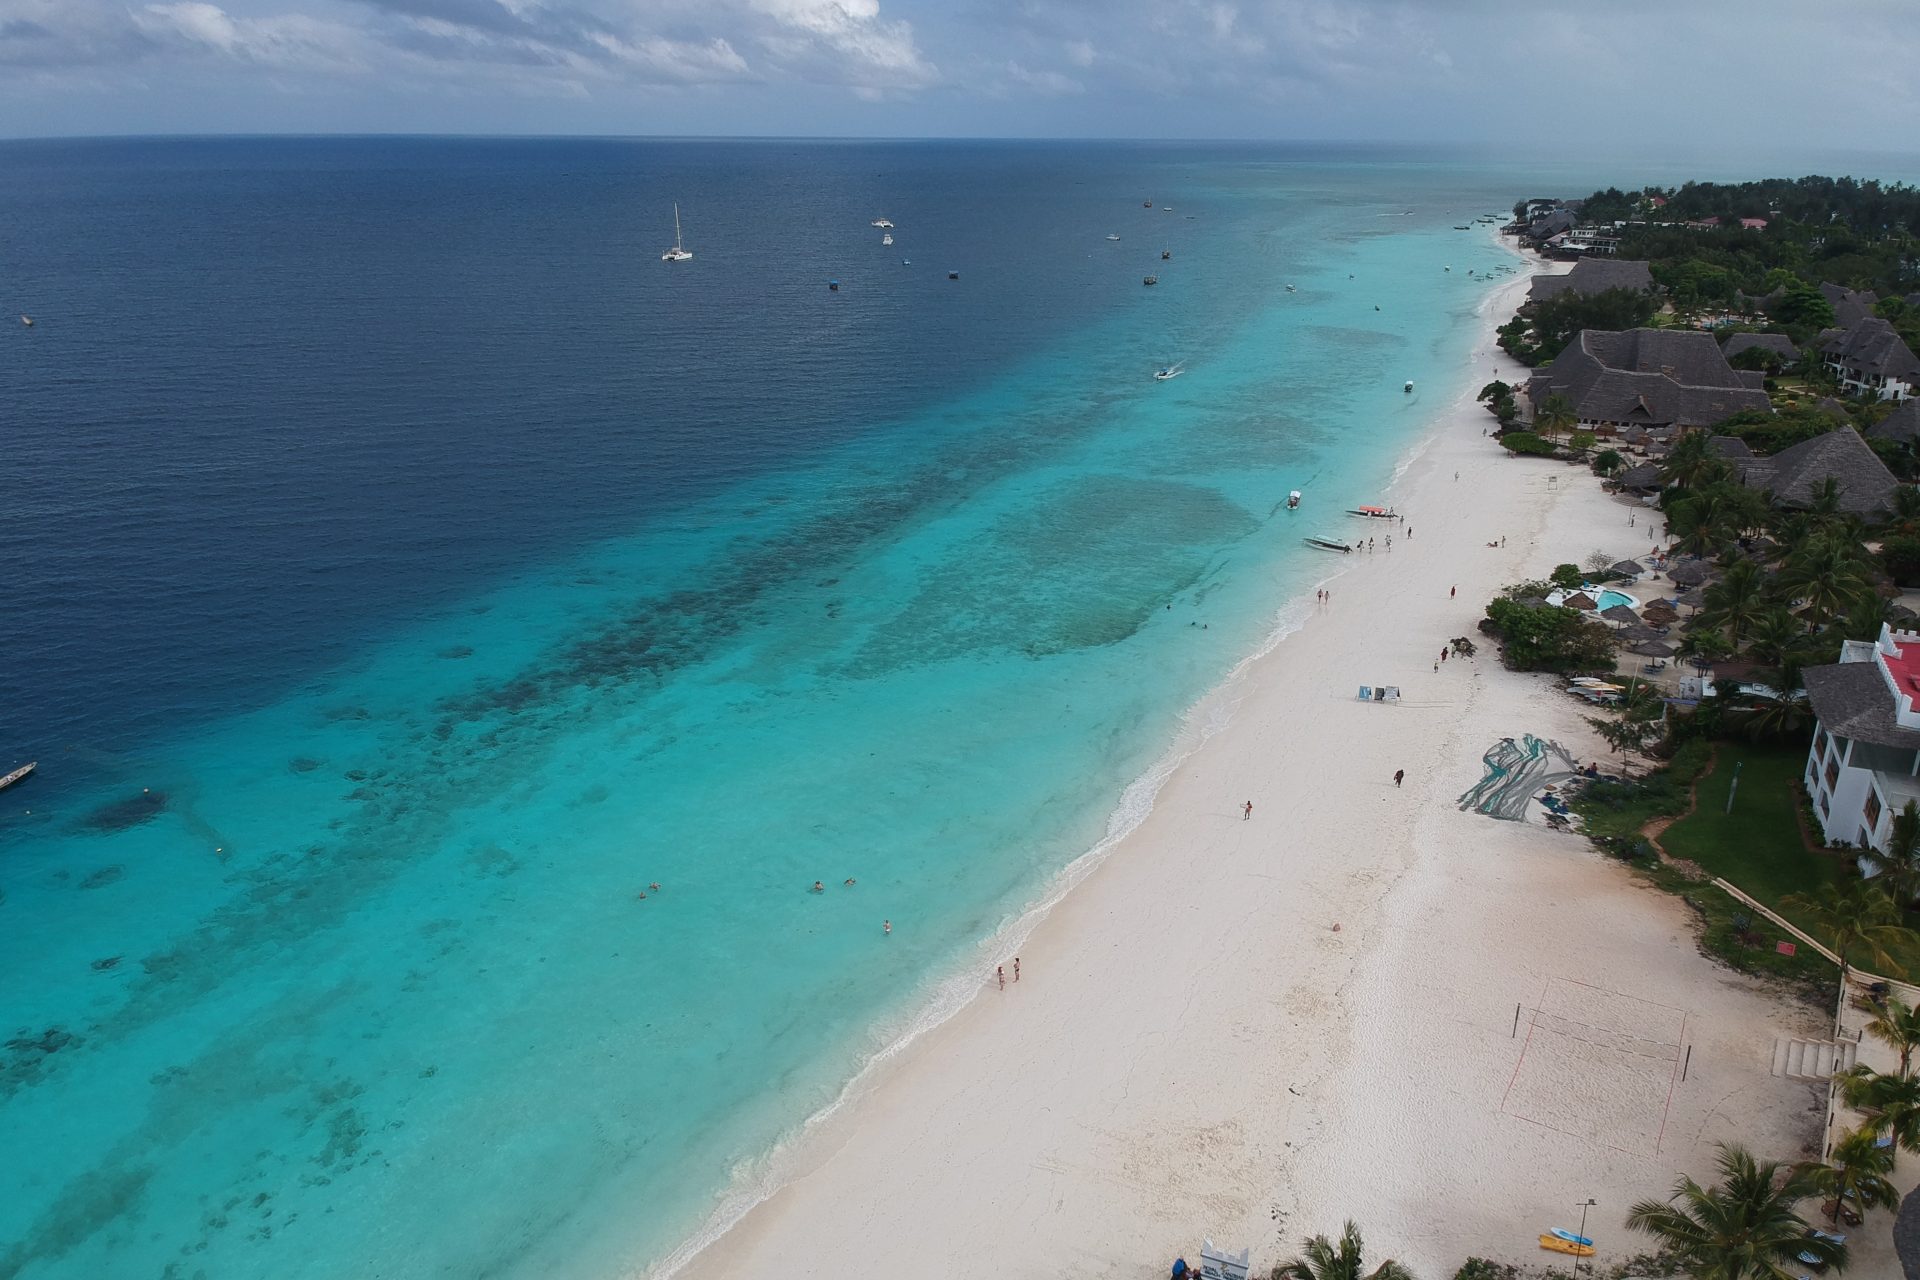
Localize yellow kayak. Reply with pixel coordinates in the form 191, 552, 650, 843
1539, 1235, 1595, 1257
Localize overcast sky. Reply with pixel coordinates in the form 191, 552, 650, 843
2, 0, 1917, 146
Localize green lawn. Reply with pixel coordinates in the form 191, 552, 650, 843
1660, 742, 1920, 979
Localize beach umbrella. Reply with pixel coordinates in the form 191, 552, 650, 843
1611, 559, 1646, 575
1615, 624, 1664, 645
1668, 561, 1711, 587
1562, 591, 1598, 611
1629, 639, 1676, 657
1642, 606, 1680, 627
1600, 604, 1642, 626
1675, 587, 1709, 609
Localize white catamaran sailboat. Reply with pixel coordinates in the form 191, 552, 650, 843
662, 204, 693, 262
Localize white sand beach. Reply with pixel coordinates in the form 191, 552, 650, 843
673, 262, 1835, 1279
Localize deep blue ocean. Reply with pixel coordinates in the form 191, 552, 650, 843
0, 137, 1661, 1278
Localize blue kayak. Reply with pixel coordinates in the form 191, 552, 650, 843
1551, 1229, 1594, 1247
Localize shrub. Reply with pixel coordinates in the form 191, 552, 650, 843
1499, 431, 1557, 457
1881, 534, 1920, 586
1550, 563, 1584, 589
1483, 597, 1616, 672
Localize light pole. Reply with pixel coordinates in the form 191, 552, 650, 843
1575, 1198, 1597, 1275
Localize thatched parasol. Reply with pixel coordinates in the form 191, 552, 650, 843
1616, 624, 1665, 645
1675, 586, 1709, 609
1562, 591, 1598, 611
1611, 559, 1646, 576
1600, 604, 1643, 626
1629, 639, 1676, 658
1668, 561, 1712, 588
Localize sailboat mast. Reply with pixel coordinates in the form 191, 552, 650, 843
674, 203, 683, 252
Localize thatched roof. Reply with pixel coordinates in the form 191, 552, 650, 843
1528, 258, 1654, 304
1601, 604, 1642, 625
1668, 561, 1712, 587
1527, 328, 1771, 431
1737, 427, 1899, 515
1630, 639, 1676, 657
1611, 559, 1646, 575
1562, 591, 1598, 611
1720, 332, 1799, 364
1869, 399, 1920, 446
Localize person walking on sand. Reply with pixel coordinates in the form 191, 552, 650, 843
1013, 957, 1020, 982
1243, 800, 1253, 821
1394, 769, 1405, 787
1450, 585, 1456, 598
997, 965, 1005, 990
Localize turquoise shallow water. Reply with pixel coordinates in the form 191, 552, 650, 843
2, 146, 1521, 1279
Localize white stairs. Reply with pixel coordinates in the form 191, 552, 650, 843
1770, 1037, 1858, 1079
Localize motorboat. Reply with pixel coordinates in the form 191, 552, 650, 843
0, 761, 35, 791
827, 280, 839, 291
871, 218, 893, 228
1143, 199, 1152, 208
1154, 361, 1184, 381
1286, 491, 1302, 510
19, 315, 31, 327
661, 203, 693, 262
947, 270, 959, 280
1106, 234, 1121, 241
882, 232, 893, 246
1404, 380, 1414, 393
1286, 284, 1296, 292
1161, 250, 1171, 260
1304, 536, 1353, 553
1346, 505, 1398, 520
1143, 275, 1157, 286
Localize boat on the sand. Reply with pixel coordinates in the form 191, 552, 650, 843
1346, 505, 1399, 520
1538, 1235, 1594, 1258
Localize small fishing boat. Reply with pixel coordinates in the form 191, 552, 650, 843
1143, 275, 1158, 286
1143, 199, 1152, 208
1106, 234, 1121, 241
828, 280, 840, 291
1404, 380, 1414, 393
1304, 536, 1353, 553
1455, 224, 1471, 230
19, 315, 32, 327
1161, 250, 1171, 260
882, 232, 893, 246
1538, 1235, 1594, 1258
1286, 284, 1296, 292
0, 761, 36, 792
661, 203, 693, 262
1346, 505, 1398, 520
871, 218, 893, 228
1549, 1229, 1594, 1247
1286, 491, 1302, 510
1154, 361, 1185, 381
947, 270, 959, 280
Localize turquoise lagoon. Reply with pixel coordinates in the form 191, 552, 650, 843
0, 143, 1521, 1279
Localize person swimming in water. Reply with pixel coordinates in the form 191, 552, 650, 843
811, 881, 825, 893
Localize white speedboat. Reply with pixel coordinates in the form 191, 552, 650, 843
20, 315, 31, 326
871, 218, 894, 228
1286, 491, 1302, 510
882, 233, 893, 246
1154, 361, 1184, 381
1106, 233, 1121, 241
661, 203, 693, 262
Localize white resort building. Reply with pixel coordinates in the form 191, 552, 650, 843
1803, 624, 1920, 853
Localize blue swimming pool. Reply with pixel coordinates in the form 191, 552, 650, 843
1596, 589, 1639, 611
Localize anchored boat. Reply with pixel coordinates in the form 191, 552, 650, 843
1346, 505, 1399, 520
0, 761, 36, 792
1286, 491, 1302, 510
1304, 536, 1352, 553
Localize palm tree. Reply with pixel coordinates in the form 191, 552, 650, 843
1272, 1222, 1413, 1280
1535, 393, 1577, 444
1840, 1065, 1920, 1160
1860, 800, 1920, 914
1779, 534, 1874, 624
1745, 609, 1811, 668
1803, 1126, 1898, 1225
1736, 661, 1810, 740
1699, 559, 1770, 646
1859, 993, 1920, 1077
1625, 1143, 1845, 1278
1783, 880, 1908, 978
1661, 430, 1720, 491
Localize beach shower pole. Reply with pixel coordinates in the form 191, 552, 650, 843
1575, 1198, 1596, 1275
